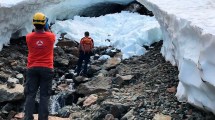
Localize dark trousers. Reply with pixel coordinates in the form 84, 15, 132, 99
24, 67, 53, 120
76, 51, 91, 75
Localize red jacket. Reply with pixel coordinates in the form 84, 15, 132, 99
26, 31, 55, 69
79, 37, 94, 52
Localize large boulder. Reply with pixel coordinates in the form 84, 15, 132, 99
76, 76, 112, 95
0, 84, 24, 102
56, 40, 78, 48
64, 47, 79, 57
112, 74, 134, 87
92, 101, 130, 119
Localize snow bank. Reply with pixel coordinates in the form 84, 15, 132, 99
137, 0, 215, 113
51, 11, 162, 59
0, 0, 133, 51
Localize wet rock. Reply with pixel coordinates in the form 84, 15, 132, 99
0, 84, 24, 102
58, 106, 72, 118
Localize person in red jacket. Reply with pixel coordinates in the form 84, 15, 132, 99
24, 12, 55, 120
76, 31, 94, 76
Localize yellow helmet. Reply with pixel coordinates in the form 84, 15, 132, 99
33, 12, 46, 25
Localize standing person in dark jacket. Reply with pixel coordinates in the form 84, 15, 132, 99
76, 31, 94, 76
24, 12, 55, 120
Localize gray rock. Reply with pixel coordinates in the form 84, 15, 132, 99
101, 102, 130, 119
0, 62, 4, 67
121, 109, 135, 120
1, 103, 14, 114
56, 40, 78, 48
0, 84, 24, 102
104, 114, 115, 120
74, 76, 89, 83
16, 73, 24, 84
69, 112, 82, 119
92, 108, 108, 120
54, 47, 65, 56
103, 58, 121, 70
58, 106, 72, 118
76, 76, 112, 95
87, 65, 101, 76
112, 74, 134, 87
8, 77, 19, 84
0, 71, 10, 83
68, 54, 78, 66
7, 82, 16, 89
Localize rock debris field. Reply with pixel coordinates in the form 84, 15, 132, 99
0, 38, 215, 120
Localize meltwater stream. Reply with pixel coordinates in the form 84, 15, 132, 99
49, 83, 76, 115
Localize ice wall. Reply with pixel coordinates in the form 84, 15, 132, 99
0, 0, 64, 50
137, 0, 215, 113
0, 0, 133, 51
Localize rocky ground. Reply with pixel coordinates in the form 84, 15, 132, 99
0, 37, 215, 120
